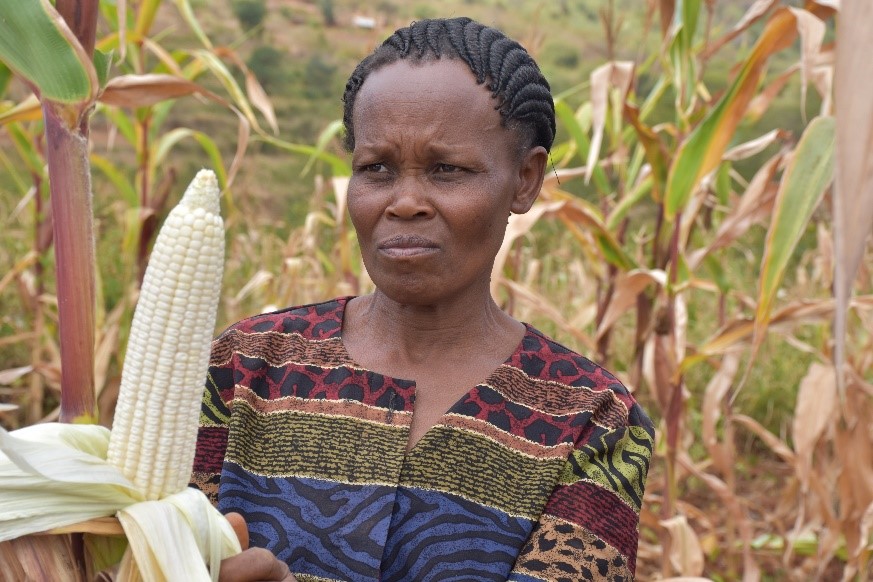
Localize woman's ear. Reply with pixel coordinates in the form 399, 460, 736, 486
510, 146, 549, 214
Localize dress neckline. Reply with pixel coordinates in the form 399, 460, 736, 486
332, 295, 532, 384
331, 296, 534, 453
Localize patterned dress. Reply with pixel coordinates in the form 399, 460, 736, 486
191, 298, 654, 581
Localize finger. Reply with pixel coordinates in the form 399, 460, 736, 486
224, 512, 249, 550
219, 548, 288, 582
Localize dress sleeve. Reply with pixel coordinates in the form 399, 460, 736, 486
509, 404, 654, 581
189, 331, 237, 505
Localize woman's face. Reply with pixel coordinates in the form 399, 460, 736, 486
347, 58, 546, 306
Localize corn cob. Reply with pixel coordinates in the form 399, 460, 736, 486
107, 169, 225, 501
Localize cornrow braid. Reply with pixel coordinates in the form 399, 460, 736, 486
341, 17, 556, 154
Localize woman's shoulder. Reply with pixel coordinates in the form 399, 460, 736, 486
503, 324, 652, 432
216, 297, 352, 341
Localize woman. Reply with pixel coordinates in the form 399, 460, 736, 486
196, 17, 654, 582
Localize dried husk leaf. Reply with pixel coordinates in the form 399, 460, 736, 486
491, 200, 563, 298
690, 154, 781, 269
791, 363, 836, 492
702, 0, 777, 59
596, 269, 666, 340
660, 514, 705, 576
787, 8, 826, 116
586, 61, 634, 183
213, 46, 278, 134
732, 414, 796, 463
701, 353, 740, 476
723, 129, 783, 161
99, 74, 205, 108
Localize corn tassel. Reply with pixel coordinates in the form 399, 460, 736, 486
107, 169, 225, 500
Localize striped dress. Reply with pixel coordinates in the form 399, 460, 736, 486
191, 298, 654, 581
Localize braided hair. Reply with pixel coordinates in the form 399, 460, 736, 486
341, 17, 556, 154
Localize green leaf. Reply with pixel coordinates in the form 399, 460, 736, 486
91, 154, 138, 207
0, 61, 11, 96
259, 134, 352, 177
0, 94, 42, 126
152, 128, 229, 190
715, 162, 732, 206
7, 122, 45, 175
172, 0, 213, 50
302, 119, 345, 176
607, 174, 652, 230
664, 8, 801, 219
704, 254, 730, 294
554, 99, 610, 194
756, 116, 835, 330
96, 104, 136, 145
0, 0, 94, 103
134, 0, 163, 38
93, 49, 114, 89
192, 50, 260, 133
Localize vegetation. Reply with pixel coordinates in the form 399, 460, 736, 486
1, 0, 872, 579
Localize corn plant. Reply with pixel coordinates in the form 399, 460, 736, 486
492, 1, 870, 578
0, 0, 285, 426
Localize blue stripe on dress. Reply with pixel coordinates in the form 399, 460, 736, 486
381, 486, 535, 581
218, 464, 396, 580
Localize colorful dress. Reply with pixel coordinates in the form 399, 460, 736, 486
191, 297, 654, 581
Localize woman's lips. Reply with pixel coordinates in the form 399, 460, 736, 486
378, 234, 439, 257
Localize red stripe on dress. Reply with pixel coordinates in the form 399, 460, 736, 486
542, 480, 639, 564
193, 426, 228, 473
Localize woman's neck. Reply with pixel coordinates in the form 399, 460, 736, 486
344, 289, 524, 369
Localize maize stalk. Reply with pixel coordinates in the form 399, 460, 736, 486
107, 168, 225, 500
0, 169, 240, 581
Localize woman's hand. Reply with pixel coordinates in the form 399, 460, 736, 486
219, 547, 296, 581
219, 512, 296, 581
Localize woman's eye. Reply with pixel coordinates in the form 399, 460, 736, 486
359, 163, 388, 173
435, 163, 462, 174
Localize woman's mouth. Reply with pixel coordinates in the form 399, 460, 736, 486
378, 235, 440, 257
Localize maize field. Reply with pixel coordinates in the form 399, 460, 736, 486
1, 0, 872, 580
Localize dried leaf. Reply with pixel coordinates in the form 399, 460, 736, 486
586, 62, 634, 183
141, 37, 185, 76
332, 177, 350, 225
810, 64, 833, 117
0, 94, 42, 125
787, 8, 826, 116
691, 154, 781, 269
491, 201, 563, 298
93, 303, 125, 397
0, 366, 32, 385
99, 74, 204, 108
501, 279, 597, 353
833, 0, 873, 395
702, 353, 741, 475
792, 363, 836, 491
596, 269, 667, 340
733, 414, 796, 463
723, 130, 783, 161
665, 7, 803, 218
660, 514, 705, 575
703, 0, 777, 59
747, 65, 799, 122
643, 331, 678, 413
213, 47, 279, 135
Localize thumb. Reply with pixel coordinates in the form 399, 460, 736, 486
225, 512, 250, 550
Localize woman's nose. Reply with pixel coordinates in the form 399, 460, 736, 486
386, 177, 435, 220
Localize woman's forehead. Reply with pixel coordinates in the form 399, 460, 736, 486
355, 59, 495, 112
352, 59, 506, 136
